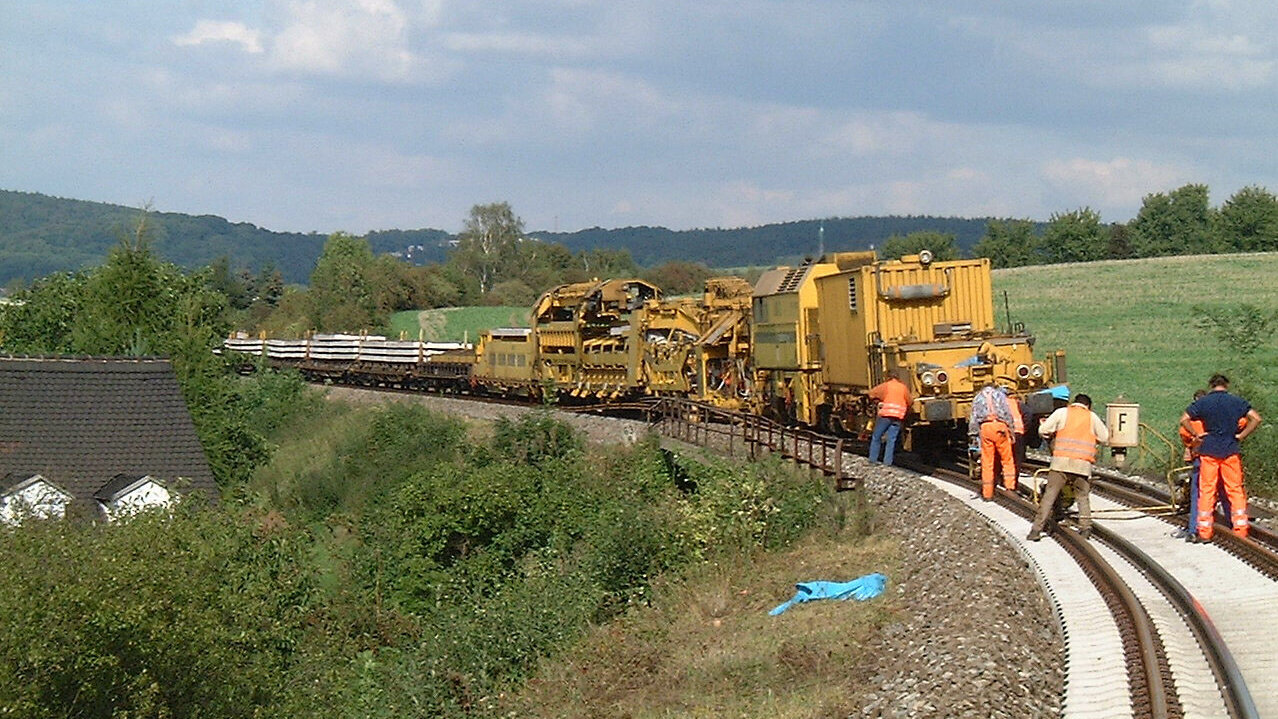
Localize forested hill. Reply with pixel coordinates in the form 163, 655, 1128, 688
0, 189, 994, 285
535, 216, 994, 267
0, 190, 453, 285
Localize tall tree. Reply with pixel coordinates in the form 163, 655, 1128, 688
1217, 185, 1278, 252
0, 207, 269, 486
1106, 223, 1136, 260
308, 233, 381, 332
878, 231, 960, 261
972, 219, 1041, 268
450, 202, 525, 294
642, 261, 712, 295
1040, 208, 1108, 264
1129, 184, 1218, 257
579, 248, 638, 279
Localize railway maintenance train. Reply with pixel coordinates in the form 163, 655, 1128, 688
224, 250, 1063, 449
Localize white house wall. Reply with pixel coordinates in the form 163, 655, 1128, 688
0, 481, 71, 524
104, 481, 173, 522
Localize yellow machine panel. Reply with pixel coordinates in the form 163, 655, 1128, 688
474, 328, 536, 384
752, 250, 1057, 436
815, 256, 997, 389
752, 257, 848, 370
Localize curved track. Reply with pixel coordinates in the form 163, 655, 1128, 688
645, 399, 1273, 719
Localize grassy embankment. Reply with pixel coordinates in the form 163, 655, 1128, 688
244, 393, 904, 719
994, 252, 1278, 478
387, 306, 528, 342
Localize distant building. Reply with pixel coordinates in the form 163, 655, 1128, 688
0, 357, 217, 523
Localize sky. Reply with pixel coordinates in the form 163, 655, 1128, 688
3, 1, 1277, 236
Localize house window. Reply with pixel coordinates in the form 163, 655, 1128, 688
847, 276, 859, 312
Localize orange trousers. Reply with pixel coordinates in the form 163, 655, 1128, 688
980, 421, 1016, 499
1197, 454, 1248, 540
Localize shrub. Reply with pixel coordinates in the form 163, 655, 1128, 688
0, 505, 336, 718
491, 410, 583, 465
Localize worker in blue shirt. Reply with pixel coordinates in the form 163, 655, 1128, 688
1180, 374, 1262, 542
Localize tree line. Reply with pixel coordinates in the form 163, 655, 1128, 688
965, 184, 1278, 268
233, 184, 1278, 337
246, 202, 722, 336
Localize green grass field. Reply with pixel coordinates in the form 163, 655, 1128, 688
387, 305, 529, 342
994, 252, 1278, 465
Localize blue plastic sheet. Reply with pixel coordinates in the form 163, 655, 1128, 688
768, 572, 888, 615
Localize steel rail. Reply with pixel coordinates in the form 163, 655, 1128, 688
1088, 476, 1278, 582
918, 469, 1176, 719
1090, 523, 1260, 719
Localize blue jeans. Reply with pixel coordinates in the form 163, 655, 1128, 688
1187, 457, 1199, 531
869, 417, 902, 465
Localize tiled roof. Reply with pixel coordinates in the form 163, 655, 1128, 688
94, 473, 153, 502
0, 357, 217, 504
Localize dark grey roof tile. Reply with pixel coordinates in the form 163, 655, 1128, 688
0, 357, 218, 504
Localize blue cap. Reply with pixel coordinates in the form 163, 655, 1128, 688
1048, 384, 1070, 401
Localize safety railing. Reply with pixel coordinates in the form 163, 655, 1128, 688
645, 397, 855, 490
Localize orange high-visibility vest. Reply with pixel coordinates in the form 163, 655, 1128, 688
1007, 395, 1024, 435
1179, 418, 1205, 451
1053, 405, 1097, 463
876, 379, 911, 419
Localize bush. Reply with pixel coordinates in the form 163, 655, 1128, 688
491, 410, 583, 465
0, 408, 838, 718
677, 453, 830, 557
0, 505, 338, 718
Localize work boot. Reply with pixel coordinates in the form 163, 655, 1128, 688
1078, 527, 1092, 540
1026, 528, 1042, 542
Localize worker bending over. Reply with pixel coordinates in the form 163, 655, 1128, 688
868, 371, 911, 466
1027, 393, 1109, 541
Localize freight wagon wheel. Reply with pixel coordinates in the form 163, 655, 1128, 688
827, 414, 847, 436
817, 404, 835, 434
769, 396, 788, 424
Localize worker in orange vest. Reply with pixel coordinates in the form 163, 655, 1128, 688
968, 384, 1016, 500
1027, 393, 1109, 541
1180, 374, 1262, 542
868, 371, 911, 466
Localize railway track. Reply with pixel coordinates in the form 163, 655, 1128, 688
646, 398, 1274, 719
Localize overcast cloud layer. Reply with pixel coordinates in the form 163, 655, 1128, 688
3, 1, 1276, 234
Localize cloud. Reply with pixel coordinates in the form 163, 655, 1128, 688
441, 31, 596, 59
172, 20, 264, 54
539, 68, 681, 134
269, 0, 417, 80
948, 2, 1277, 92
1042, 157, 1189, 210
1136, 24, 1275, 90
173, 0, 449, 83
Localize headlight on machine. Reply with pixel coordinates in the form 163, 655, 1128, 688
921, 371, 936, 387
1030, 363, 1045, 379
935, 370, 949, 385
1016, 364, 1030, 379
